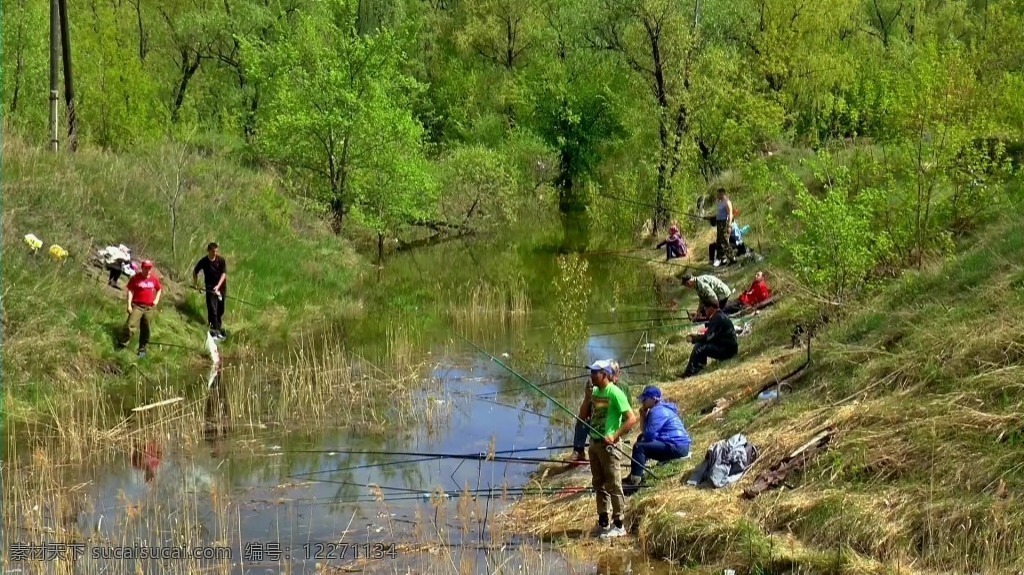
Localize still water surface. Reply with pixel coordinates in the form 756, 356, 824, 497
8, 236, 696, 575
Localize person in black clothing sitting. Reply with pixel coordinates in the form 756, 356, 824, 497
680, 302, 738, 378
193, 242, 228, 340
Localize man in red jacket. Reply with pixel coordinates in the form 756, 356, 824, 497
723, 271, 772, 315
116, 260, 162, 358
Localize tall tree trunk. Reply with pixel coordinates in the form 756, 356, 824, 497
170, 49, 201, 123
58, 0, 78, 151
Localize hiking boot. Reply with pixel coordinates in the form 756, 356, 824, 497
215, 330, 227, 341
601, 525, 628, 539
594, 521, 611, 536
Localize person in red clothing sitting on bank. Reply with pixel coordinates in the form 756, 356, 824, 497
116, 260, 162, 359
723, 271, 773, 315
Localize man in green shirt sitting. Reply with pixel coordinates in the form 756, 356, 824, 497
586, 359, 638, 539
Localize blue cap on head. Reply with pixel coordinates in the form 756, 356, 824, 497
638, 386, 662, 401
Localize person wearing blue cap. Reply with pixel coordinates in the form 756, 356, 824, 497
624, 386, 690, 486
583, 359, 637, 538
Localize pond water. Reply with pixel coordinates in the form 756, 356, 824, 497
3, 232, 700, 575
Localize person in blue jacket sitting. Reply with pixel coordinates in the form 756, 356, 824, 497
624, 386, 691, 486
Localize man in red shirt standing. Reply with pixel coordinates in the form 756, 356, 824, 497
117, 260, 162, 358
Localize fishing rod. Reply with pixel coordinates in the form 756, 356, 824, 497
595, 192, 706, 222
288, 445, 575, 479
587, 250, 718, 273
589, 321, 693, 338
320, 481, 653, 497
475, 360, 647, 399
457, 335, 660, 479
529, 313, 683, 331
328, 483, 656, 504
191, 286, 259, 308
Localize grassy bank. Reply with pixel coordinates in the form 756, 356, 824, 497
1, 133, 365, 425
509, 172, 1024, 573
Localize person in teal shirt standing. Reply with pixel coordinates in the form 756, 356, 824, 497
586, 359, 638, 539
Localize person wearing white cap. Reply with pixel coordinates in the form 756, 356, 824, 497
572, 360, 630, 465
585, 359, 638, 539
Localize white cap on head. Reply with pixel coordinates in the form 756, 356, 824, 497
587, 359, 615, 376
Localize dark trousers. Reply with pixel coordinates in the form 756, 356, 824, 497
666, 243, 685, 260
573, 417, 591, 452
205, 288, 226, 332
697, 297, 729, 318
630, 440, 689, 478
722, 300, 745, 314
683, 341, 738, 377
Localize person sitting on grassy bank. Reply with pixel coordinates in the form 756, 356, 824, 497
572, 360, 629, 465
655, 224, 687, 261
585, 359, 637, 539
116, 260, 161, 359
680, 302, 738, 379
681, 273, 733, 321
624, 386, 690, 487
723, 271, 773, 315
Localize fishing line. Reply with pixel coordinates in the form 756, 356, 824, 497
458, 336, 659, 479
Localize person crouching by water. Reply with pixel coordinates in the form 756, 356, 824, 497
624, 386, 690, 487
681, 302, 738, 378
681, 273, 732, 321
585, 359, 638, 538
655, 224, 687, 261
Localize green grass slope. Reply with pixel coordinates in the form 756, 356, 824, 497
1, 135, 363, 423
513, 191, 1024, 574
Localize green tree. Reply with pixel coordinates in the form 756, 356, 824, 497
246, 0, 431, 234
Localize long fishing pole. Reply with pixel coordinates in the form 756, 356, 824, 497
587, 250, 718, 273
595, 192, 706, 222
457, 335, 659, 479
476, 360, 647, 399
288, 444, 575, 479
321, 481, 651, 497
192, 286, 259, 308
329, 483, 656, 504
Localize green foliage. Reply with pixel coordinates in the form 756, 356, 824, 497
244, 0, 431, 234
778, 155, 888, 302
437, 144, 520, 225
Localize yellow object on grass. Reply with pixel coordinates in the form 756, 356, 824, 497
48, 244, 69, 262
24, 234, 43, 252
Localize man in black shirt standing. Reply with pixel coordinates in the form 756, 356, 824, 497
680, 302, 738, 378
193, 242, 228, 340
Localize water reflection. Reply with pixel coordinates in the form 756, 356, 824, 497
8, 234, 691, 575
